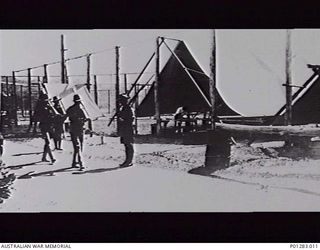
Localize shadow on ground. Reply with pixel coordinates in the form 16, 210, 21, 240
6, 161, 43, 170
18, 167, 75, 179
72, 165, 132, 175
12, 152, 43, 157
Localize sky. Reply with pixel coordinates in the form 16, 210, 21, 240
2, 29, 320, 116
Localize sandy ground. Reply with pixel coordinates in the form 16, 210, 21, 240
1, 135, 320, 212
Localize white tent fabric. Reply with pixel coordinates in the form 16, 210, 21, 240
43, 83, 104, 120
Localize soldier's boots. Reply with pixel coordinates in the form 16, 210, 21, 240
42, 145, 56, 164
120, 143, 134, 167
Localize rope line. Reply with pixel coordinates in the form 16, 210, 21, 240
5, 71, 155, 78
185, 67, 208, 76
13, 36, 157, 73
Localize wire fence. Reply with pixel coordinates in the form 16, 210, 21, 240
1, 71, 183, 129
0, 74, 152, 131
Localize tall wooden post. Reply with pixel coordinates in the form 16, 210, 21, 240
134, 84, 138, 134
115, 46, 120, 134
5, 76, 9, 95
190, 29, 231, 176
0, 79, 2, 131
27, 68, 32, 122
43, 64, 48, 83
108, 89, 111, 114
285, 29, 293, 126
94, 75, 98, 105
1, 78, 6, 128
61, 34, 66, 84
124, 73, 128, 93
154, 37, 161, 134
12, 71, 18, 126
209, 29, 217, 130
20, 85, 24, 117
86, 54, 91, 92
37, 76, 41, 94
64, 64, 69, 84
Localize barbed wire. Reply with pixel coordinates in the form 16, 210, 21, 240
13, 35, 161, 73
3, 71, 155, 78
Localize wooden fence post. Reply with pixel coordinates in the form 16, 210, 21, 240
27, 68, 32, 124
285, 29, 293, 126
154, 37, 161, 134
115, 46, 120, 134
87, 54, 91, 92
43, 64, 48, 83
108, 89, 111, 114
20, 85, 24, 117
61, 34, 66, 84
209, 29, 217, 130
124, 73, 128, 94
12, 71, 18, 126
94, 75, 98, 105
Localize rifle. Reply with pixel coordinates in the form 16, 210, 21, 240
107, 74, 154, 127
79, 102, 93, 137
106, 41, 164, 127
40, 82, 60, 116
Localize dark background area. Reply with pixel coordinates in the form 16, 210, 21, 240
0, 213, 319, 242
0, 0, 319, 29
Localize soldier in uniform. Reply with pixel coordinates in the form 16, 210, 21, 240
65, 94, 88, 169
27, 92, 44, 134
118, 94, 134, 167
52, 96, 65, 150
38, 94, 56, 164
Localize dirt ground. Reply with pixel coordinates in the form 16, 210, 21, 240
1, 133, 320, 212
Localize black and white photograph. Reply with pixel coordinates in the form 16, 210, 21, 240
2, 29, 320, 215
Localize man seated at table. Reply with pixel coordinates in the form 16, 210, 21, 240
174, 106, 189, 133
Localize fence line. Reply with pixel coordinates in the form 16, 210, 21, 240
1, 71, 154, 131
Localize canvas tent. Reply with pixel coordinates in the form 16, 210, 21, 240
221, 65, 320, 126
272, 67, 320, 125
136, 41, 239, 118
43, 82, 104, 120
133, 39, 320, 126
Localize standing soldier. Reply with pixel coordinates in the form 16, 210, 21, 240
65, 94, 88, 169
52, 96, 65, 150
38, 94, 56, 164
29, 92, 46, 134
118, 94, 134, 167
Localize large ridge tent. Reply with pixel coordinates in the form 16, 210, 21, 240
135, 40, 320, 126
44, 82, 104, 120
272, 66, 320, 125
135, 41, 239, 118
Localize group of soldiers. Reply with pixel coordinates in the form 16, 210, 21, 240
32, 92, 134, 170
